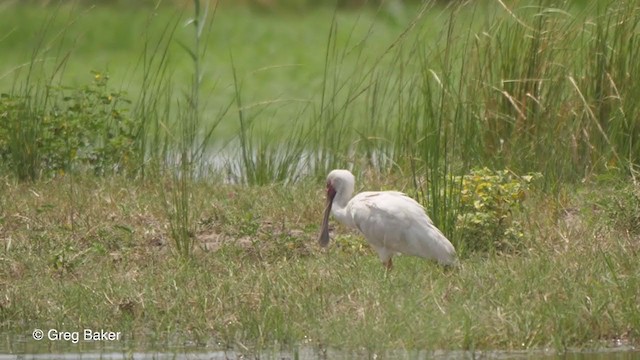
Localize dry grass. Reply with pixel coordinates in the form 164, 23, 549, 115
0, 174, 638, 353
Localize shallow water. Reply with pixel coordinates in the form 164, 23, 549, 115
1, 323, 637, 359
1, 348, 639, 360
1, 338, 638, 360
163, 140, 395, 183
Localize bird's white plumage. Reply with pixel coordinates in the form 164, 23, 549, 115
320, 169, 457, 267
347, 191, 456, 265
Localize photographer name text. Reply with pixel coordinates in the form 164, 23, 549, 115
32, 328, 121, 344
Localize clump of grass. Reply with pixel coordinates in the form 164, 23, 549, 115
0, 5, 65, 181
592, 181, 640, 237
230, 61, 310, 185
0, 92, 42, 180
465, 0, 640, 180
157, 0, 224, 258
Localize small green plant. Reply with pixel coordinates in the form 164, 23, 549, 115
54, 71, 138, 175
334, 234, 371, 256
456, 168, 542, 253
50, 243, 84, 274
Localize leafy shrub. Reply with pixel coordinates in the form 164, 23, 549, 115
455, 168, 542, 253
0, 71, 139, 179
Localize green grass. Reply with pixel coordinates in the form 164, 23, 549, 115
1, 0, 640, 354
0, 174, 638, 353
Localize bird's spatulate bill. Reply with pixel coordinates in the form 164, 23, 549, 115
318, 197, 332, 247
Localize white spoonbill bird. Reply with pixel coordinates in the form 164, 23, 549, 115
318, 169, 457, 269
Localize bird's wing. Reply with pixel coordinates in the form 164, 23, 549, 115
347, 191, 456, 265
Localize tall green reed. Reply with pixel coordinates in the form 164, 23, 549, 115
1, 5, 69, 181
161, 0, 220, 258
311, 6, 435, 179
385, 3, 478, 252
133, 0, 222, 258
133, 3, 179, 178
466, 0, 640, 182
230, 9, 383, 185
419, 7, 477, 253
230, 60, 311, 185
311, 13, 355, 178
577, 0, 640, 173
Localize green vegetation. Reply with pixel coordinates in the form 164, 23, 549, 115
0, 72, 138, 179
0, 0, 638, 355
455, 168, 542, 254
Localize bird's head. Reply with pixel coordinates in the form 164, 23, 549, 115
326, 169, 355, 201
319, 169, 355, 247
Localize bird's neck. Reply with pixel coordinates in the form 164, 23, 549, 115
331, 189, 354, 228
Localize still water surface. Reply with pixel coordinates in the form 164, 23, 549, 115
1, 335, 637, 360
0, 348, 639, 360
